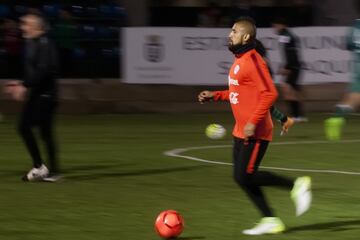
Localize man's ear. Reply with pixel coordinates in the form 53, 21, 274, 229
243, 33, 250, 43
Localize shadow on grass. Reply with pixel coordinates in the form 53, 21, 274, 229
66, 165, 207, 181
62, 163, 135, 173
287, 219, 360, 233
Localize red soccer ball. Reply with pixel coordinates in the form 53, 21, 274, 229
155, 210, 184, 239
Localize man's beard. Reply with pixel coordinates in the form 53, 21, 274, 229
228, 40, 255, 55
228, 42, 243, 54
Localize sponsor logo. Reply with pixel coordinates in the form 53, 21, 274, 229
228, 76, 239, 86
234, 65, 240, 74
229, 92, 239, 104
279, 35, 291, 43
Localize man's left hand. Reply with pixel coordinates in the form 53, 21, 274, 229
244, 123, 256, 141
281, 117, 295, 136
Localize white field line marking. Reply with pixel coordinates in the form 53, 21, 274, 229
164, 139, 360, 175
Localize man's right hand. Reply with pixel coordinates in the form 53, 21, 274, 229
198, 90, 214, 104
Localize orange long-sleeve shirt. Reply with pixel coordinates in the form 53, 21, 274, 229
213, 49, 278, 141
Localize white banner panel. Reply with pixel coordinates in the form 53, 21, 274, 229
123, 27, 352, 85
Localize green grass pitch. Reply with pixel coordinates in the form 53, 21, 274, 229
0, 113, 359, 240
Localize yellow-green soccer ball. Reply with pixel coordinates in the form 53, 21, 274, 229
205, 124, 226, 140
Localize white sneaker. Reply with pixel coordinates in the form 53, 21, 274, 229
291, 176, 312, 216
242, 217, 285, 235
43, 174, 62, 182
23, 165, 49, 181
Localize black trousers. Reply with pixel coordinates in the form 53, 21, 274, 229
286, 69, 303, 117
233, 138, 293, 217
286, 69, 301, 91
18, 95, 58, 174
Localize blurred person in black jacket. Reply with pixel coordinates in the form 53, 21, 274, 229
15, 12, 60, 182
272, 17, 307, 122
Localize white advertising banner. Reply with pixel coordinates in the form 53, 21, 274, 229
123, 27, 352, 85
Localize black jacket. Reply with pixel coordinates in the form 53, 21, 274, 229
23, 34, 59, 98
278, 28, 301, 70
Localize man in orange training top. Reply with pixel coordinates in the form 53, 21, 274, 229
198, 17, 312, 235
